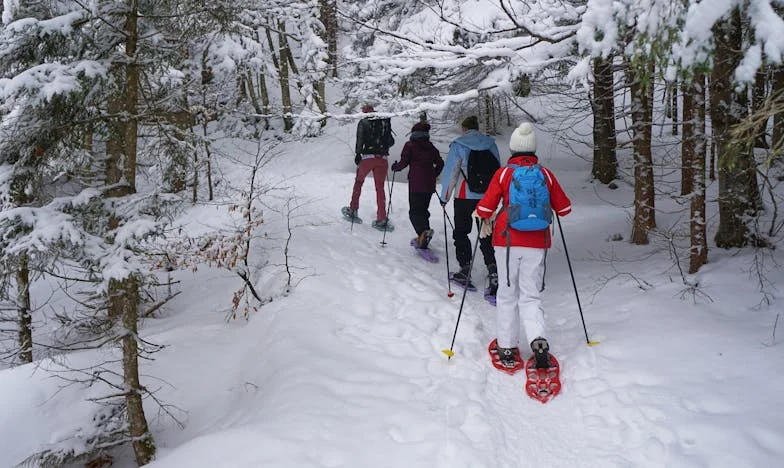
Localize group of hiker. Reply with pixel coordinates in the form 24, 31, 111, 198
343, 105, 572, 370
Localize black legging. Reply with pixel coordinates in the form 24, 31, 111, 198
409, 192, 432, 234
452, 198, 495, 269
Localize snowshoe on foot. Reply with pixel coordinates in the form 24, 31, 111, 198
450, 266, 476, 291
341, 206, 362, 224
416, 228, 434, 249
372, 218, 394, 232
487, 339, 523, 374
410, 238, 438, 263
525, 353, 561, 403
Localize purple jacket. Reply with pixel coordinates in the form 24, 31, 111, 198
392, 139, 444, 193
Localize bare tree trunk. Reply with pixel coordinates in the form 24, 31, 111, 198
681, 80, 694, 196
315, 79, 327, 127
688, 73, 708, 273
258, 71, 271, 130
319, 0, 338, 78
626, 60, 656, 245
712, 9, 754, 249
592, 56, 617, 184
699, 78, 708, 180
199, 65, 214, 202
106, 2, 155, 463
10, 164, 34, 364
752, 57, 768, 148
191, 148, 198, 204
773, 65, 784, 155
276, 22, 294, 132
671, 80, 679, 136
244, 72, 263, 115
16, 254, 33, 364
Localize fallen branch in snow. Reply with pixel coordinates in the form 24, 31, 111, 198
141, 291, 182, 318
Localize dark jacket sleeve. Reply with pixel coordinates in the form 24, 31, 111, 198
433, 146, 445, 174
396, 142, 412, 170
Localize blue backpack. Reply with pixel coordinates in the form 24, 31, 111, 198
506, 164, 552, 231
502, 164, 552, 292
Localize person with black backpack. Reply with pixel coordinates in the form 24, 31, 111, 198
343, 104, 396, 230
473, 122, 572, 371
439, 115, 501, 292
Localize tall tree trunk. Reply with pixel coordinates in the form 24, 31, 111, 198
671, 80, 679, 135
681, 80, 694, 196
10, 166, 35, 364
688, 74, 708, 273
773, 65, 784, 156
712, 9, 755, 248
592, 56, 617, 184
258, 71, 271, 130
319, 0, 338, 78
16, 254, 32, 364
315, 79, 327, 127
277, 22, 293, 132
699, 78, 708, 180
626, 60, 656, 245
752, 61, 769, 148
106, 2, 155, 464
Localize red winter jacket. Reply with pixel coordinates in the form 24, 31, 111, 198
476, 153, 572, 249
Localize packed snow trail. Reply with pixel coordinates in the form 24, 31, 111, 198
146, 141, 777, 468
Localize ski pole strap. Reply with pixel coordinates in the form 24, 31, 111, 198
504, 229, 511, 287
540, 230, 547, 292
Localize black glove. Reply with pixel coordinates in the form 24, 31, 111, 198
355, 154, 361, 166
391, 161, 400, 172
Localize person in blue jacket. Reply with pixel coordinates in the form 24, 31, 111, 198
439, 116, 501, 291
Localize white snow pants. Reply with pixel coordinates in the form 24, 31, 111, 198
494, 246, 547, 349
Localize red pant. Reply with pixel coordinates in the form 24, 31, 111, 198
350, 157, 388, 221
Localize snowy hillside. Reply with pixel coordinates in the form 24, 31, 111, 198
1, 115, 783, 468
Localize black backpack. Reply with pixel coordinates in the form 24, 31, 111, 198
360, 118, 395, 154
462, 149, 500, 193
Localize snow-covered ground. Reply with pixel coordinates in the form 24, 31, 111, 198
1, 114, 783, 468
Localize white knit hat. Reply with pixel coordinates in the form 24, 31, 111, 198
509, 122, 537, 153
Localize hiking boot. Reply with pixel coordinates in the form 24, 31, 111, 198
451, 265, 471, 283
342, 206, 360, 221
416, 228, 434, 249
496, 346, 518, 369
487, 272, 498, 296
450, 265, 476, 289
372, 218, 391, 230
531, 337, 551, 369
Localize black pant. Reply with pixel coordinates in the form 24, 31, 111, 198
453, 198, 495, 269
409, 192, 432, 234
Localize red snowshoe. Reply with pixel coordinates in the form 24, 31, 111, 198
487, 339, 524, 375
524, 353, 561, 403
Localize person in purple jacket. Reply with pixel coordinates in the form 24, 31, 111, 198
391, 121, 445, 249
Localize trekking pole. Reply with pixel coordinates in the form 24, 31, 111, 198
442, 219, 481, 359
434, 190, 455, 230
441, 204, 454, 298
556, 215, 599, 346
380, 171, 396, 246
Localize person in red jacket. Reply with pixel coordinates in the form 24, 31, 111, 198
474, 122, 572, 370
391, 121, 445, 248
